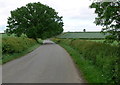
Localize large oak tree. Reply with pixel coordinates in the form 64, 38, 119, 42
6, 2, 63, 42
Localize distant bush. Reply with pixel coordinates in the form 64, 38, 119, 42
2, 37, 37, 54
52, 38, 119, 84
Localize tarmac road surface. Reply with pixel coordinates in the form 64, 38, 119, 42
2, 40, 85, 83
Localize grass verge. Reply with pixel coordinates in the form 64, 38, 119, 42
1, 43, 40, 64
52, 38, 119, 84
59, 43, 107, 83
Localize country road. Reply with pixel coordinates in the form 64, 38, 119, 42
3, 40, 85, 83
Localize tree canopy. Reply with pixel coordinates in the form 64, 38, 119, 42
90, 1, 120, 43
6, 2, 63, 41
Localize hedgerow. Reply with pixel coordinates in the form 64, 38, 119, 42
2, 37, 37, 54
52, 38, 119, 84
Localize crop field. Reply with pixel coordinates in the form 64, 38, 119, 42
56, 32, 118, 45
57, 32, 107, 39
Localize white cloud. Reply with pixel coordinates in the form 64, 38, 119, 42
0, 0, 102, 33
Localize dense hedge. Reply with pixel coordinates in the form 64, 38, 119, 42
2, 37, 37, 54
0, 34, 2, 58
53, 38, 119, 84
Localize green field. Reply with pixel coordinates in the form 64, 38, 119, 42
57, 32, 107, 39
56, 32, 118, 45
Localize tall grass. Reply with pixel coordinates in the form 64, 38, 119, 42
2, 36, 41, 64
52, 38, 119, 84
0, 34, 2, 61
2, 37, 37, 53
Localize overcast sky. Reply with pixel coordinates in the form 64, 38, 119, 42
0, 0, 102, 33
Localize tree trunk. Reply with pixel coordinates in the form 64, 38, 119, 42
34, 38, 39, 44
